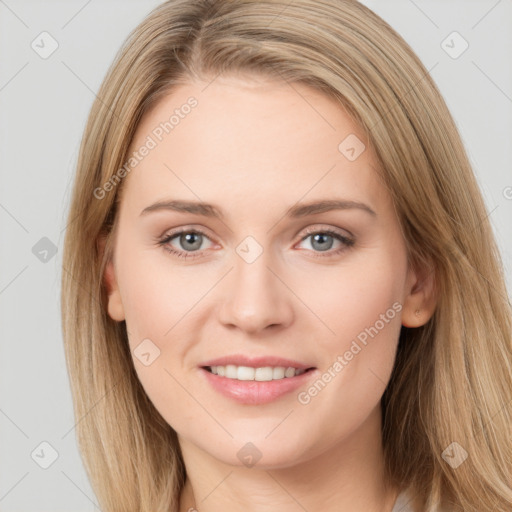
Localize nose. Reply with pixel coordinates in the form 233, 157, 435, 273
218, 247, 294, 335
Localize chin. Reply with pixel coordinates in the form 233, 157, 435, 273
200, 433, 313, 470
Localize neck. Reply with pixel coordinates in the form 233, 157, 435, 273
178, 404, 400, 512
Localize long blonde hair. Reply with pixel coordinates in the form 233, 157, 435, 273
61, 1, 512, 510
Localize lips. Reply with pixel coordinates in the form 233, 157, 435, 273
199, 354, 317, 405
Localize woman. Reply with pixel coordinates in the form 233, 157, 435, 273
61, 1, 512, 511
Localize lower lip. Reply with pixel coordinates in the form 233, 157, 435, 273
200, 367, 317, 405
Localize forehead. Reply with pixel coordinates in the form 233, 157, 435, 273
121, 75, 384, 214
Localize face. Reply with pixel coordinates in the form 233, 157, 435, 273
103, 74, 432, 468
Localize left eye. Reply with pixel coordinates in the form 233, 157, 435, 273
296, 229, 354, 256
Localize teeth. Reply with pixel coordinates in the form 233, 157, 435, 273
209, 365, 307, 381
284, 367, 296, 378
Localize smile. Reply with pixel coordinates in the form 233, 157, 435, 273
200, 357, 318, 405
205, 365, 309, 381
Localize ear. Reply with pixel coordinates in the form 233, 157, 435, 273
401, 259, 437, 328
97, 234, 125, 322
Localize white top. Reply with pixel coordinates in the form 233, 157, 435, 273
391, 491, 414, 512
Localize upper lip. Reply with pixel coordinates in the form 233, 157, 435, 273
200, 354, 315, 370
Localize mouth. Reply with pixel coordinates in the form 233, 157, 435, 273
199, 356, 318, 405
202, 365, 315, 381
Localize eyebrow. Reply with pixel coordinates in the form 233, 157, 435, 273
139, 198, 376, 218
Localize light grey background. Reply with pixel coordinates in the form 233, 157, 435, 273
0, 1, 510, 510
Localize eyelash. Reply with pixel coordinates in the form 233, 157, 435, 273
157, 226, 355, 260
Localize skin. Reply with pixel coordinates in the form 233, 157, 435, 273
102, 74, 436, 512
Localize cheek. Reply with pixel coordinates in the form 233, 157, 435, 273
291, 257, 405, 449
314, 254, 405, 347
113, 238, 212, 415
115, 236, 205, 339
304, 247, 406, 404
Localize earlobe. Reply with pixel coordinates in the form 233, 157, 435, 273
97, 234, 126, 322
401, 262, 437, 328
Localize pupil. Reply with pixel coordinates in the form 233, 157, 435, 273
312, 233, 333, 251
182, 232, 202, 250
